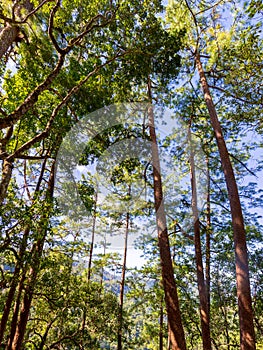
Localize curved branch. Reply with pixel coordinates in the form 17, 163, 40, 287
0, 53, 65, 130
48, 0, 64, 54
7, 50, 128, 160
229, 153, 258, 178
208, 83, 262, 105
21, 0, 52, 24
184, 0, 200, 53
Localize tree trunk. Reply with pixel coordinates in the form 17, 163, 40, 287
100, 230, 107, 287
6, 269, 27, 350
0, 1, 34, 59
159, 297, 164, 350
0, 24, 19, 59
87, 189, 98, 282
0, 158, 48, 344
0, 126, 14, 204
9, 162, 55, 350
205, 157, 211, 319
147, 78, 186, 350
195, 52, 255, 350
0, 227, 29, 344
117, 207, 130, 350
0, 159, 14, 205
189, 125, 212, 350
167, 325, 171, 350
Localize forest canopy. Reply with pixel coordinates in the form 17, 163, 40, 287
0, 0, 262, 349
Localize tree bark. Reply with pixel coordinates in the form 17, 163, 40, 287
0, 24, 19, 59
159, 297, 164, 350
0, 1, 34, 59
6, 269, 27, 350
195, 52, 255, 350
147, 78, 186, 350
0, 126, 14, 205
189, 125, 212, 350
0, 159, 14, 205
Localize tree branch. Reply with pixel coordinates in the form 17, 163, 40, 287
229, 152, 258, 178
6, 50, 128, 160
0, 53, 65, 130
208, 83, 261, 105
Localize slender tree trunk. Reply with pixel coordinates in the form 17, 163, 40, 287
195, 52, 255, 350
117, 207, 130, 350
216, 269, 231, 350
189, 125, 212, 350
147, 77, 186, 350
0, 126, 14, 204
9, 239, 45, 350
87, 189, 98, 282
0, 159, 14, 205
0, 157, 48, 344
100, 230, 107, 287
205, 157, 211, 319
6, 269, 27, 350
9, 162, 55, 350
159, 297, 164, 350
0, 227, 29, 344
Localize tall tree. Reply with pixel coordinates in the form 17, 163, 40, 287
188, 122, 212, 350
148, 77, 186, 350
195, 50, 255, 350
167, 1, 257, 348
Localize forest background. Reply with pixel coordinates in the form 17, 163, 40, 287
0, 0, 262, 349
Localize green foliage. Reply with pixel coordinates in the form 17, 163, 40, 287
0, 0, 263, 349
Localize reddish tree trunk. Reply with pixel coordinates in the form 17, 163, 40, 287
9, 162, 55, 350
189, 126, 212, 350
195, 52, 255, 350
148, 78, 186, 350
6, 269, 27, 350
159, 297, 164, 350
0, 227, 29, 344
205, 157, 211, 318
